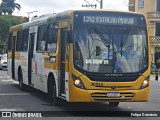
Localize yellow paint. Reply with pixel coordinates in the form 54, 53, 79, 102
59, 19, 70, 29
7, 52, 12, 59
15, 52, 20, 60
44, 53, 58, 70
69, 87, 149, 102
9, 24, 22, 32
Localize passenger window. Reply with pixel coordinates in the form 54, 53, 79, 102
16, 30, 23, 51
36, 25, 47, 52
22, 29, 29, 51
46, 23, 58, 53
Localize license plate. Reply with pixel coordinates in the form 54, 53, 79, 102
107, 92, 120, 97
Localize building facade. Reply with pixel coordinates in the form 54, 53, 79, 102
129, 0, 160, 65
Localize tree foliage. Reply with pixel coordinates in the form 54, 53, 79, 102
0, 15, 23, 44
0, 7, 2, 15
0, 0, 22, 53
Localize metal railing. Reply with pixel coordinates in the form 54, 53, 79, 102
147, 12, 160, 19
150, 36, 160, 44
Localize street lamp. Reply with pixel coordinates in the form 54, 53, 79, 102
27, 11, 38, 22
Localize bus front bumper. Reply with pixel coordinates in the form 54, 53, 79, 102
69, 86, 149, 102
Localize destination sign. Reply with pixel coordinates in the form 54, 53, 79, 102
74, 11, 146, 26
83, 16, 134, 25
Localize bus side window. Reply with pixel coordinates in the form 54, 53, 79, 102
22, 29, 29, 52
36, 25, 47, 52
46, 23, 58, 53
16, 30, 23, 51
8, 32, 13, 51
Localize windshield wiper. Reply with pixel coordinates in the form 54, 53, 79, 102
120, 27, 131, 57
87, 28, 111, 59
93, 28, 110, 48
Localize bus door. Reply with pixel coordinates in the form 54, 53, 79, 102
58, 20, 70, 96
12, 35, 16, 79
28, 33, 35, 85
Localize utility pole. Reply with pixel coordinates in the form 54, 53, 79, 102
96, 0, 103, 9
100, 0, 103, 9
82, 0, 103, 9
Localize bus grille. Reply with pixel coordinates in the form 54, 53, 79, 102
91, 92, 135, 101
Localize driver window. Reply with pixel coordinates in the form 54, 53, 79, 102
46, 23, 58, 53
36, 25, 47, 52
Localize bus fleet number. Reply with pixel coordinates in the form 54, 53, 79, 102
91, 82, 103, 87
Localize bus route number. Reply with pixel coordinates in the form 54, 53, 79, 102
91, 82, 103, 87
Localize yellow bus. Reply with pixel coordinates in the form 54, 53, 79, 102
8, 10, 150, 106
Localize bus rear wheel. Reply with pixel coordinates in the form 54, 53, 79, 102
48, 80, 61, 106
109, 102, 119, 107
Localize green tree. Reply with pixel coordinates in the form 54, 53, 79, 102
0, 15, 23, 46
0, 6, 2, 15
1, 0, 21, 15
0, 2, 8, 15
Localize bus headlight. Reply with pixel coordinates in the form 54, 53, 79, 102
140, 76, 149, 89
72, 74, 86, 89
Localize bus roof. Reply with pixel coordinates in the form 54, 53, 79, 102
67, 9, 143, 15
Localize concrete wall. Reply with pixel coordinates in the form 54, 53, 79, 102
131, 0, 157, 36
135, 0, 156, 15
129, 0, 158, 62
129, 0, 135, 11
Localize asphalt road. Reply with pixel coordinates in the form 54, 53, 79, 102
0, 70, 160, 120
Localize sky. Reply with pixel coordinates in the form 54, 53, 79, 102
1, 0, 129, 18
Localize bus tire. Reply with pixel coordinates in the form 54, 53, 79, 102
109, 102, 119, 107
48, 79, 61, 106
18, 70, 25, 91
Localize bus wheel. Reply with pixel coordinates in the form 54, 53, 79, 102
109, 102, 119, 107
18, 70, 25, 91
49, 80, 60, 106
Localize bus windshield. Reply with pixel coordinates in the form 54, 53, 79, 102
74, 26, 148, 73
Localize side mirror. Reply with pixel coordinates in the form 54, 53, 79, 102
67, 31, 73, 43
96, 46, 101, 56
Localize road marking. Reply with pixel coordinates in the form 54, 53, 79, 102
1, 79, 18, 84
1, 80, 15, 82
11, 81, 19, 84
0, 108, 25, 111
0, 93, 30, 96
0, 76, 11, 78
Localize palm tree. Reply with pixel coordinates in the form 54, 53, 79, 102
0, 2, 8, 15
1, 0, 21, 15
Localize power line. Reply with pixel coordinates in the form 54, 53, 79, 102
82, 0, 103, 9
82, 0, 97, 9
